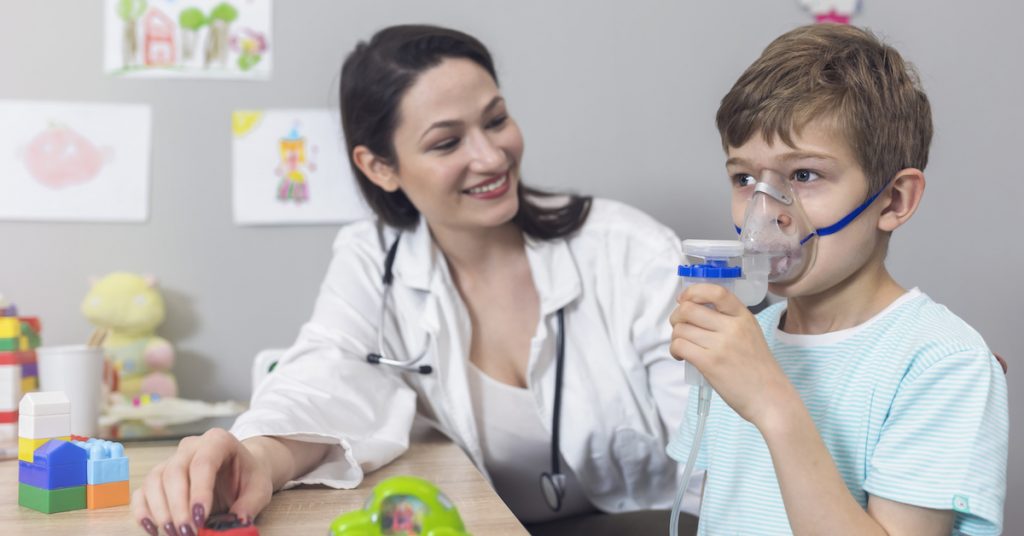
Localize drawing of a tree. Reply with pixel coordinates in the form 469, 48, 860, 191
203, 2, 238, 68
178, 7, 207, 61
116, 0, 148, 68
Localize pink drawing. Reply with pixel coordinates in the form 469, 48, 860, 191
143, 7, 177, 66
21, 123, 113, 189
798, 0, 861, 24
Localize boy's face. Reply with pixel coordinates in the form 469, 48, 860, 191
726, 119, 887, 297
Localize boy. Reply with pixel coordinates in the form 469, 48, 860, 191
667, 24, 1008, 535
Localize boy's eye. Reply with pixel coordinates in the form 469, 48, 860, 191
793, 169, 821, 183
733, 174, 757, 187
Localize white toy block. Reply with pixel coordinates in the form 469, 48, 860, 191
0, 422, 15, 440
0, 364, 20, 410
19, 391, 70, 417
18, 412, 70, 439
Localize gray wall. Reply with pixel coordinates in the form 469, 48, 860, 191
3, 0, 1020, 530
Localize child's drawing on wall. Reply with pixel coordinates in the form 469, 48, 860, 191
275, 127, 317, 204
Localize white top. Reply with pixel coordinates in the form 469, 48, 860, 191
231, 198, 691, 512
465, 361, 594, 523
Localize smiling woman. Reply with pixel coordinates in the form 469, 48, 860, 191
131, 24, 697, 536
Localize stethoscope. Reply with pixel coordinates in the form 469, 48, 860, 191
365, 233, 569, 511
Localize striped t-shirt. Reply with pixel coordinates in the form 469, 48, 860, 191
667, 289, 1008, 535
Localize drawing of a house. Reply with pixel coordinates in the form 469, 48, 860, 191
143, 8, 177, 66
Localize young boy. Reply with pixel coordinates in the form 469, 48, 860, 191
667, 24, 1008, 535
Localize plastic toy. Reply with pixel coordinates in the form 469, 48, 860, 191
329, 476, 469, 536
0, 300, 42, 440
199, 513, 260, 536
81, 272, 177, 397
17, 392, 130, 513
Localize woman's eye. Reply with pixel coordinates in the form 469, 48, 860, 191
431, 138, 459, 152
486, 114, 508, 129
793, 169, 821, 183
733, 174, 756, 187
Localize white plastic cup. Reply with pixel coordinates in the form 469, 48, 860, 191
36, 345, 104, 436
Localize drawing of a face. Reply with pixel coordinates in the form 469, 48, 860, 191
23, 124, 110, 188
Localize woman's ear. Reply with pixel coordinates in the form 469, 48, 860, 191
352, 145, 400, 192
878, 168, 926, 232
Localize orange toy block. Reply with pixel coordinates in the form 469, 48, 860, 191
86, 480, 130, 509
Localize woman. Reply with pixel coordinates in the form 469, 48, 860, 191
132, 25, 695, 536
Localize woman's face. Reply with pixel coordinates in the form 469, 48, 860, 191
384, 58, 524, 234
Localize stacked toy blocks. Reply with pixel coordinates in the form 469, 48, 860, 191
72, 438, 130, 509
17, 392, 82, 513
17, 391, 131, 514
0, 304, 42, 441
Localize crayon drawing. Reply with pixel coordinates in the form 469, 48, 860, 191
232, 109, 370, 225
0, 101, 151, 222
104, 0, 272, 80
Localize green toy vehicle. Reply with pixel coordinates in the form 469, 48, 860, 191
328, 476, 470, 536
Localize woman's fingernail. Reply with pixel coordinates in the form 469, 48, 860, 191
179, 525, 195, 536
163, 522, 176, 536
192, 503, 205, 527
141, 518, 158, 536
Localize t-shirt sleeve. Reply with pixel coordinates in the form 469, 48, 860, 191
863, 351, 1008, 535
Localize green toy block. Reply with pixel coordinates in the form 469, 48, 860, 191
0, 338, 18, 351
18, 483, 86, 513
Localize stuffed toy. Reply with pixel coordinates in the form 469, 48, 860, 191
81, 272, 177, 397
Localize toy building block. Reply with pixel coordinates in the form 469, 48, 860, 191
18, 439, 88, 489
199, 513, 260, 536
72, 438, 129, 485
18, 482, 86, 513
0, 317, 20, 338
1, 363, 20, 415
20, 391, 70, 417
19, 411, 70, 439
86, 480, 130, 509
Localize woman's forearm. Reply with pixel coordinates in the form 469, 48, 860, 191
242, 436, 331, 491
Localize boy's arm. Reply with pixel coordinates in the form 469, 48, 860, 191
761, 396, 953, 535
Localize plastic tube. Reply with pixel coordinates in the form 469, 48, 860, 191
669, 382, 712, 536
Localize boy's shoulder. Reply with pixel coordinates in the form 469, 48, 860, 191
757, 290, 991, 361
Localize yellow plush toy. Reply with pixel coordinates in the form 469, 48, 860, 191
81, 272, 178, 397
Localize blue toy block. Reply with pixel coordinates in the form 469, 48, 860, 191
17, 440, 87, 490
72, 438, 129, 485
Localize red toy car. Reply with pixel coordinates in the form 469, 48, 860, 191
198, 513, 259, 536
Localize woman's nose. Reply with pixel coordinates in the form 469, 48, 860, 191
468, 131, 505, 171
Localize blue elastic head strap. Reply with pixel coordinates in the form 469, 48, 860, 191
735, 178, 893, 243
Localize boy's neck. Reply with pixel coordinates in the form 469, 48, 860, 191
781, 253, 907, 336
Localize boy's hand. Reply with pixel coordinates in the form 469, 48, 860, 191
669, 283, 798, 428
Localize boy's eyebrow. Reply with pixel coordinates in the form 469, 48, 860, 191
725, 152, 836, 168
419, 96, 504, 142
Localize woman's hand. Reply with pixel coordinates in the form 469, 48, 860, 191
669, 283, 800, 428
131, 428, 273, 536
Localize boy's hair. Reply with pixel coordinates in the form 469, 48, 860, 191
717, 24, 933, 196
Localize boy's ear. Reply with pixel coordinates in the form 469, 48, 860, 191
352, 145, 401, 193
878, 168, 926, 232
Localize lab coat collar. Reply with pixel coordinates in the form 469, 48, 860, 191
390, 215, 438, 292
524, 233, 582, 316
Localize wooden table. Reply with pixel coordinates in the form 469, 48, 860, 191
0, 434, 528, 535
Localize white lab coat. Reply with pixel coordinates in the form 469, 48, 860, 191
231, 198, 691, 513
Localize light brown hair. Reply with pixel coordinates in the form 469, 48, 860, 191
716, 24, 933, 196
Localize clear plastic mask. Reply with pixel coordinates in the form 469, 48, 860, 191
737, 171, 818, 284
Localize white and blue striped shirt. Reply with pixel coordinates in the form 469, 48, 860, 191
667, 289, 1008, 535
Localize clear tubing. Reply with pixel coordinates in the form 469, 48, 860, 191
669, 382, 712, 536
